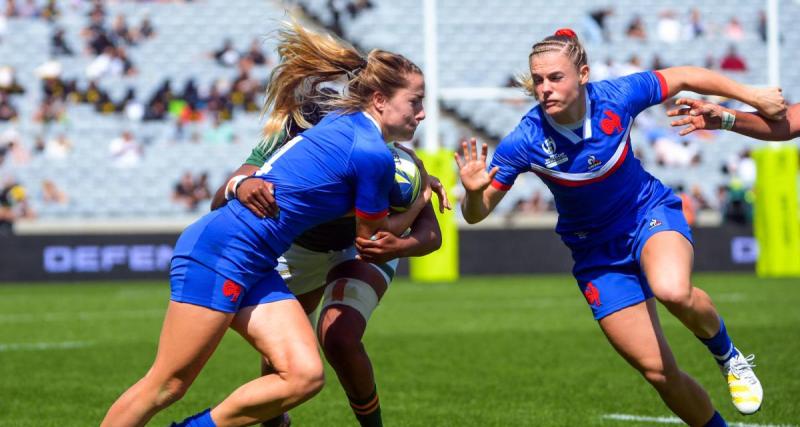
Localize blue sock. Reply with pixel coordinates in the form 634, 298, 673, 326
703, 411, 727, 427
697, 317, 738, 364
172, 408, 216, 427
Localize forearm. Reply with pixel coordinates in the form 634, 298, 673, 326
729, 110, 792, 141
401, 203, 442, 257
461, 190, 492, 224
385, 194, 427, 236
662, 67, 756, 104
210, 164, 259, 210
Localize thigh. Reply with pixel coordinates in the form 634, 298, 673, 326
150, 300, 233, 384
598, 299, 677, 373
230, 299, 320, 373
281, 244, 336, 296
639, 231, 694, 298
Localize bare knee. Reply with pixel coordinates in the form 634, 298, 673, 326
654, 281, 694, 309
639, 363, 681, 391
285, 359, 325, 400
152, 376, 191, 408
321, 326, 362, 362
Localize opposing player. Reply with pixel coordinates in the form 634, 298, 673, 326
456, 29, 786, 426
667, 97, 799, 140
211, 92, 448, 427
101, 22, 431, 427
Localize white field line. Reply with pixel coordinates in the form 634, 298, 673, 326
0, 341, 93, 352
602, 414, 796, 427
0, 309, 164, 324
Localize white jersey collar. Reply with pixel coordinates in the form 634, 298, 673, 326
542, 88, 592, 144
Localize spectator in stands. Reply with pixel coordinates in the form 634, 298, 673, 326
720, 45, 747, 72
626, 14, 647, 40
4, 0, 17, 18
181, 78, 200, 108
690, 184, 712, 211
40, 0, 57, 22
32, 135, 45, 156
205, 82, 233, 121
0, 92, 18, 121
0, 66, 25, 95
51, 27, 74, 56
44, 133, 72, 159
686, 8, 705, 39
212, 38, 240, 67
651, 54, 668, 71
203, 115, 235, 144
1, 128, 29, 166
137, 14, 155, 40
33, 95, 66, 125
244, 38, 268, 66
118, 88, 145, 121
656, 9, 681, 43
618, 54, 643, 76
724, 17, 745, 41
111, 14, 134, 45
674, 185, 697, 226
733, 149, 756, 188
583, 7, 613, 43
172, 171, 211, 210
16, 0, 40, 18
41, 178, 68, 205
232, 59, 261, 112
757, 11, 767, 43
0, 178, 35, 236
109, 130, 143, 168
143, 97, 167, 121
722, 178, 753, 224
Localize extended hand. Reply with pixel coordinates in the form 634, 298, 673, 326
667, 98, 724, 136
454, 138, 498, 193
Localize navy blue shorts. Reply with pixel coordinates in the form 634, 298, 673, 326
571, 199, 693, 320
170, 257, 295, 313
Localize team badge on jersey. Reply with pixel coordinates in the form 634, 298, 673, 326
600, 110, 624, 135
648, 218, 663, 230
587, 155, 603, 170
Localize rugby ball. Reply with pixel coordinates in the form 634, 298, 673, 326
388, 146, 422, 212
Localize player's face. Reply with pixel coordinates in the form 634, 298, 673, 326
530, 52, 588, 122
380, 72, 426, 141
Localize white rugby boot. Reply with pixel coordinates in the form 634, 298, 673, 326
721, 349, 762, 415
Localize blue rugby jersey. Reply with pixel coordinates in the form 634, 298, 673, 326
489, 71, 678, 248
175, 111, 395, 284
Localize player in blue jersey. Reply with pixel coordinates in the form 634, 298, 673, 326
456, 28, 786, 426
210, 91, 449, 427
667, 98, 799, 140
101, 22, 432, 427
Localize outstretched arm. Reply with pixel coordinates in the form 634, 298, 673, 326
455, 138, 505, 224
657, 67, 786, 119
667, 98, 800, 141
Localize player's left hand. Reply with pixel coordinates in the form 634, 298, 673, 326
667, 98, 724, 136
428, 174, 452, 213
355, 231, 405, 264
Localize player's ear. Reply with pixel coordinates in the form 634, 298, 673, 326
578, 64, 590, 86
371, 91, 387, 113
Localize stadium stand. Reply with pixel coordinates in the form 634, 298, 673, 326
0, 0, 798, 222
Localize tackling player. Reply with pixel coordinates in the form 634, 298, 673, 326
211, 92, 449, 427
101, 22, 431, 427
456, 28, 785, 426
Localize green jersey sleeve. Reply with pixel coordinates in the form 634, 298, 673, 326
244, 130, 287, 167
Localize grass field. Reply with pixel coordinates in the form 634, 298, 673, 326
1, 274, 798, 426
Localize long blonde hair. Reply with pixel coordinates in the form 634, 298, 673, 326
261, 21, 422, 150
518, 28, 589, 97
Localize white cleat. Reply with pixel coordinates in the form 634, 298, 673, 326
721, 349, 763, 415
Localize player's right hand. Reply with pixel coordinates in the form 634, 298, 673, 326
454, 138, 498, 193
751, 86, 787, 120
237, 178, 278, 219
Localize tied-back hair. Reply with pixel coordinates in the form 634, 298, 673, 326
518, 28, 589, 97
260, 20, 422, 151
